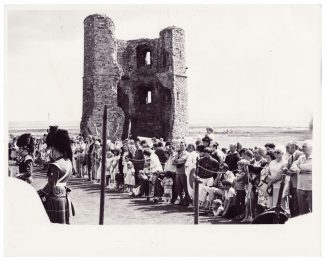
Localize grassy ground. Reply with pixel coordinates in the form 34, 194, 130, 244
31, 167, 239, 225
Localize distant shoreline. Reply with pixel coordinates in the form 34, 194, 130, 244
8, 121, 309, 129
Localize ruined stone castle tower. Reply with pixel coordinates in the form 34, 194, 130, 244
80, 14, 188, 141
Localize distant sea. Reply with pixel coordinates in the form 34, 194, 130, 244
8, 121, 312, 148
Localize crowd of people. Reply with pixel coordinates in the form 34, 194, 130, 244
8, 126, 313, 224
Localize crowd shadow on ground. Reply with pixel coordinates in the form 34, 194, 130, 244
32, 166, 240, 224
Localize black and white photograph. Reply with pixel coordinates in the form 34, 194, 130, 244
3, 2, 323, 257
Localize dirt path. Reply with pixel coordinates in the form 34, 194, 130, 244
31, 167, 237, 225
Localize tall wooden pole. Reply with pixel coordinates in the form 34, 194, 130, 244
194, 159, 199, 225
99, 105, 107, 225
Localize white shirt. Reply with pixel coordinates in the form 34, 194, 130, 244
224, 187, 236, 200
269, 159, 286, 188
290, 153, 312, 190
165, 153, 177, 172
149, 153, 163, 172
217, 148, 226, 162
185, 151, 199, 168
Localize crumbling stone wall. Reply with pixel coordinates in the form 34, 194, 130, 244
81, 14, 188, 141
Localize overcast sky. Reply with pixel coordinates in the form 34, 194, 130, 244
6, 5, 320, 126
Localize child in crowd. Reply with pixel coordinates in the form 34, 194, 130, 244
222, 164, 236, 185
234, 159, 248, 219
111, 150, 121, 190
105, 151, 114, 187
213, 180, 237, 218
124, 160, 135, 195
162, 171, 174, 203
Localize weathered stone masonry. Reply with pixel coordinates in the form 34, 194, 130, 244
81, 14, 188, 141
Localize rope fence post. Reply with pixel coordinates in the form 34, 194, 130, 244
194, 158, 199, 225
99, 105, 107, 225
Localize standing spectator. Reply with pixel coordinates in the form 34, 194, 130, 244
265, 143, 276, 152
256, 151, 276, 211
118, 144, 133, 191
155, 141, 167, 170
185, 143, 199, 199
225, 144, 241, 172
110, 149, 121, 189
290, 140, 312, 215
143, 148, 163, 201
15, 133, 34, 184
205, 127, 215, 141
234, 159, 248, 220
236, 142, 243, 153
164, 145, 178, 203
9, 137, 18, 161
283, 141, 303, 217
211, 143, 221, 163
91, 141, 101, 183
266, 146, 287, 209
202, 136, 211, 148
132, 140, 145, 186
162, 171, 173, 203
124, 161, 135, 195
75, 139, 86, 178
172, 142, 191, 206
252, 147, 268, 167
85, 136, 95, 181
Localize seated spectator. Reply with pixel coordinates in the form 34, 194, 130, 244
197, 147, 220, 208
213, 180, 237, 218
201, 163, 228, 210
221, 180, 237, 218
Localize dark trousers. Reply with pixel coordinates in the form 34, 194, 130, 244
176, 174, 191, 204
235, 190, 246, 216
297, 189, 312, 215
171, 172, 178, 203
289, 187, 300, 217
86, 155, 92, 181
224, 205, 238, 219
105, 175, 111, 186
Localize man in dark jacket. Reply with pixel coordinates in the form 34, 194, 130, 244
225, 144, 241, 172
197, 147, 220, 207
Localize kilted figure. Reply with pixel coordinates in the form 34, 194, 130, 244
38, 126, 75, 224
16, 133, 34, 184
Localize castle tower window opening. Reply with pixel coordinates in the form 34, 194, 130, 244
145, 51, 151, 65
136, 45, 152, 67
146, 91, 152, 104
